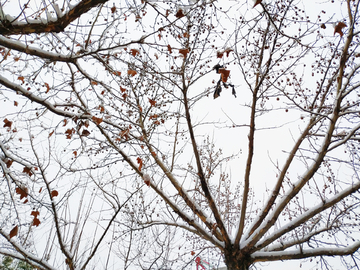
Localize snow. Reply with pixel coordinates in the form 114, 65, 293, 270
242, 180, 360, 252
0, 35, 73, 61
252, 241, 360, 261
0, 229, 57, 270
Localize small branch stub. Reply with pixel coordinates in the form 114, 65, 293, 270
143, 174, 151, 186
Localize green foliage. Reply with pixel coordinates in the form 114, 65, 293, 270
0, 256, 34, 270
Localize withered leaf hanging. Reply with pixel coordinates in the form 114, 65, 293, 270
213, 64, 224, 74
214, 80, 222, 99
212, 65, 236, 99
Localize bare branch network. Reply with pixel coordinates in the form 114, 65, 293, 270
0, 0, 360, 270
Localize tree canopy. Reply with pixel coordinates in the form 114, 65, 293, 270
1, 0, 360, 269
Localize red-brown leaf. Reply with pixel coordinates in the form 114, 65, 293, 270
130, 49, 140, 57
5, 159, 13, 168
92, 116, 103, 125
148, 98, 156, 106
44, 82, 50, 93
31, 210, 40, 218
179, 48, 189, 58
175, 9, 185, 18
23, 166, 33, 176
224, 48, 233, 57
253, 0, 262, 7
143, 174, 151, 186
16, 186, 28, 200
120, 128, 130, 140
3, 118, 12, 129
65, 128, 75, 139
137, 157, 143, 171
218, 68, 230, 83
32, 217, 41, 227
51, 190, 58, 198
81, 129, 90, 136
127, 69, 137, 76
167, 44, 172, 54
10, 225, 18, 238
334, 22, 347, 37
18, 76, 25, 84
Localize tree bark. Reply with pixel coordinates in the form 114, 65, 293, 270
224, 250, 251, 270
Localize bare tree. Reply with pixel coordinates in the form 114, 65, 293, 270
1, 0, 360, 269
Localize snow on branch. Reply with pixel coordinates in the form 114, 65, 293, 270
0, 35, 74, 62
249, 180, 360, 252
0, 74, 79, 119
252, 242, 360, 262
0, 0, 109, 35
0, 229, 57, 270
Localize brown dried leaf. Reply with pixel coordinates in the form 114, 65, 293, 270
31, 210, 40, 218
51, 190, 58, 198
32, 217, 40, 227
120, 128, 130, 140
127, 69, 137, 76
137, 157, 143, 171
143, 174, 151, 186
148, 98, 156, 106
5, 159, 13, 168
3, 118, 12, 129
253, 0, 262, 7
16, 187, 28, 200
81, 129, 90, 136
10, 225, 18, 239
179, 48, 189, 58
334, 22, 347, 37
219, 68, 230, 83
18, 76, 25, 84
44, 82, 50, 93
224, 48, 233, 57
92, 116, 103, 125
130, 49, 140, 56
65, 128, 75, 139
23, 166, 33, 176
175, 9, 185, 18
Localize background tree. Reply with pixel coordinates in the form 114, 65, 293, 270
1, 0, 360, 270
0, 256, 34, 270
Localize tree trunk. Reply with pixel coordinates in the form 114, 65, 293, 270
224, 250, 251, 270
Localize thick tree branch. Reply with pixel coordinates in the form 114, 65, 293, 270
254, 181, 360, 252
0, 0, 109, 35
252, 242, 360, 262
